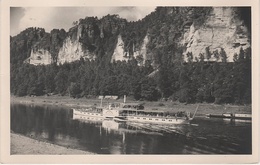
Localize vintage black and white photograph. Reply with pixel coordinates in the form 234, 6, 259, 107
1, 0, 259, 163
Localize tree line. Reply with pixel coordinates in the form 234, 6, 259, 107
11, 46, 251, 104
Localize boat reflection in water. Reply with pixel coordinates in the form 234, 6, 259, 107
72, 113, 170, 154
73, 113, 118, 131
72, 113, 166, 136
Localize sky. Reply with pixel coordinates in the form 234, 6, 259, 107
10, 7, 156, 36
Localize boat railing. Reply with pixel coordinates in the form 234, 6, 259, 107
119, 113, 189, 119
74, 107, 102, 113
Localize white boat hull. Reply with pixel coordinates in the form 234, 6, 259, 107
73, 109, 190, 125
73, 113, 104, 121
73, 109, 103, 117
126, 116, 189, 124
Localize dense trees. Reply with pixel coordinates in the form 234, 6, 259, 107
11, 58, 152, 98
10, 46, 251, 104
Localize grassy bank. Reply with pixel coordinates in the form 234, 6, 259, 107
11, 133, 93, 155
11, 95, 100, 108
11, 95, 251, 116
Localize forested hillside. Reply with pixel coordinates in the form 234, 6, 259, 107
10, 7, 251, 104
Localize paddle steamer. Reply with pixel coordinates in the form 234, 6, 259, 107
73, 97, 197, 125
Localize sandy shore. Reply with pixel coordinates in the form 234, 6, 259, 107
11, 133, 93, 155
11, 95, 251, 116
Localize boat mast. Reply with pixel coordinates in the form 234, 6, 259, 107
100, 97, 103, 107
191, 104, 200, 119
124, 95, 126, 103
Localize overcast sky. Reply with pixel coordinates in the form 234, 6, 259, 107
10, 7, 156, 36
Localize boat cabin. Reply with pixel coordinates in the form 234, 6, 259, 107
119, 109, 165, 117
121, 103, 144, 110
106, 103, 144, 110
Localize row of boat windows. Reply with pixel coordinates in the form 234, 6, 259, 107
79, 113, 176, 121
80, 112, 102, 116
135, 117, 175, 122
79, 116, 103, 120
79, 116, 176, 122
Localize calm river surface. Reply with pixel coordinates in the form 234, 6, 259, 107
11, 103, 252, 154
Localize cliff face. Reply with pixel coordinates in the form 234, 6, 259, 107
28, 48, 52, 65
111, 34, 148, 65
12, 7, 251, 66
57, 37, 86, 64
26, 26, 95, 65
57, 25, 95, 64
111, 35, 127, 62
183, 7, 250, 62
133, 35, 149, 65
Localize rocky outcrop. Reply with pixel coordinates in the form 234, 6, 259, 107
111, 34, 148, 65
57, 37, 85, 64
57, 24, 96, 64
183, 7, 250, 62
26, 25, 96, 65
133, 35, 149, 65
111, 35, 127, 62
27, 48, 52, 65
57, 37, 95, 64
19, 7, 250, 66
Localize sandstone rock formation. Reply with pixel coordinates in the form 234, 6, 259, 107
111, 34, 148, 65
111, 35, 127, 62
28, 48, 52, 65
183, 7, 250, 62
22, 7, 251, 66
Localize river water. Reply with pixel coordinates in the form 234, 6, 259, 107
11, 103, 252, 154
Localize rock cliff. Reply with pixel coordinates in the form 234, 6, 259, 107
111, 35, 127, 62
57, 37, 86, 64
57, 25, 96, 64
111, 34, 148, 65
133, 35, 149, 65
12, 7, 250, 66
27, 48, 52, 65
28, 25, 96, 65
183, 7, 250, 62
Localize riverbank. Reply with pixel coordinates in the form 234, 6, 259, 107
11, 95, 251, 116
11, 133, 93, 155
